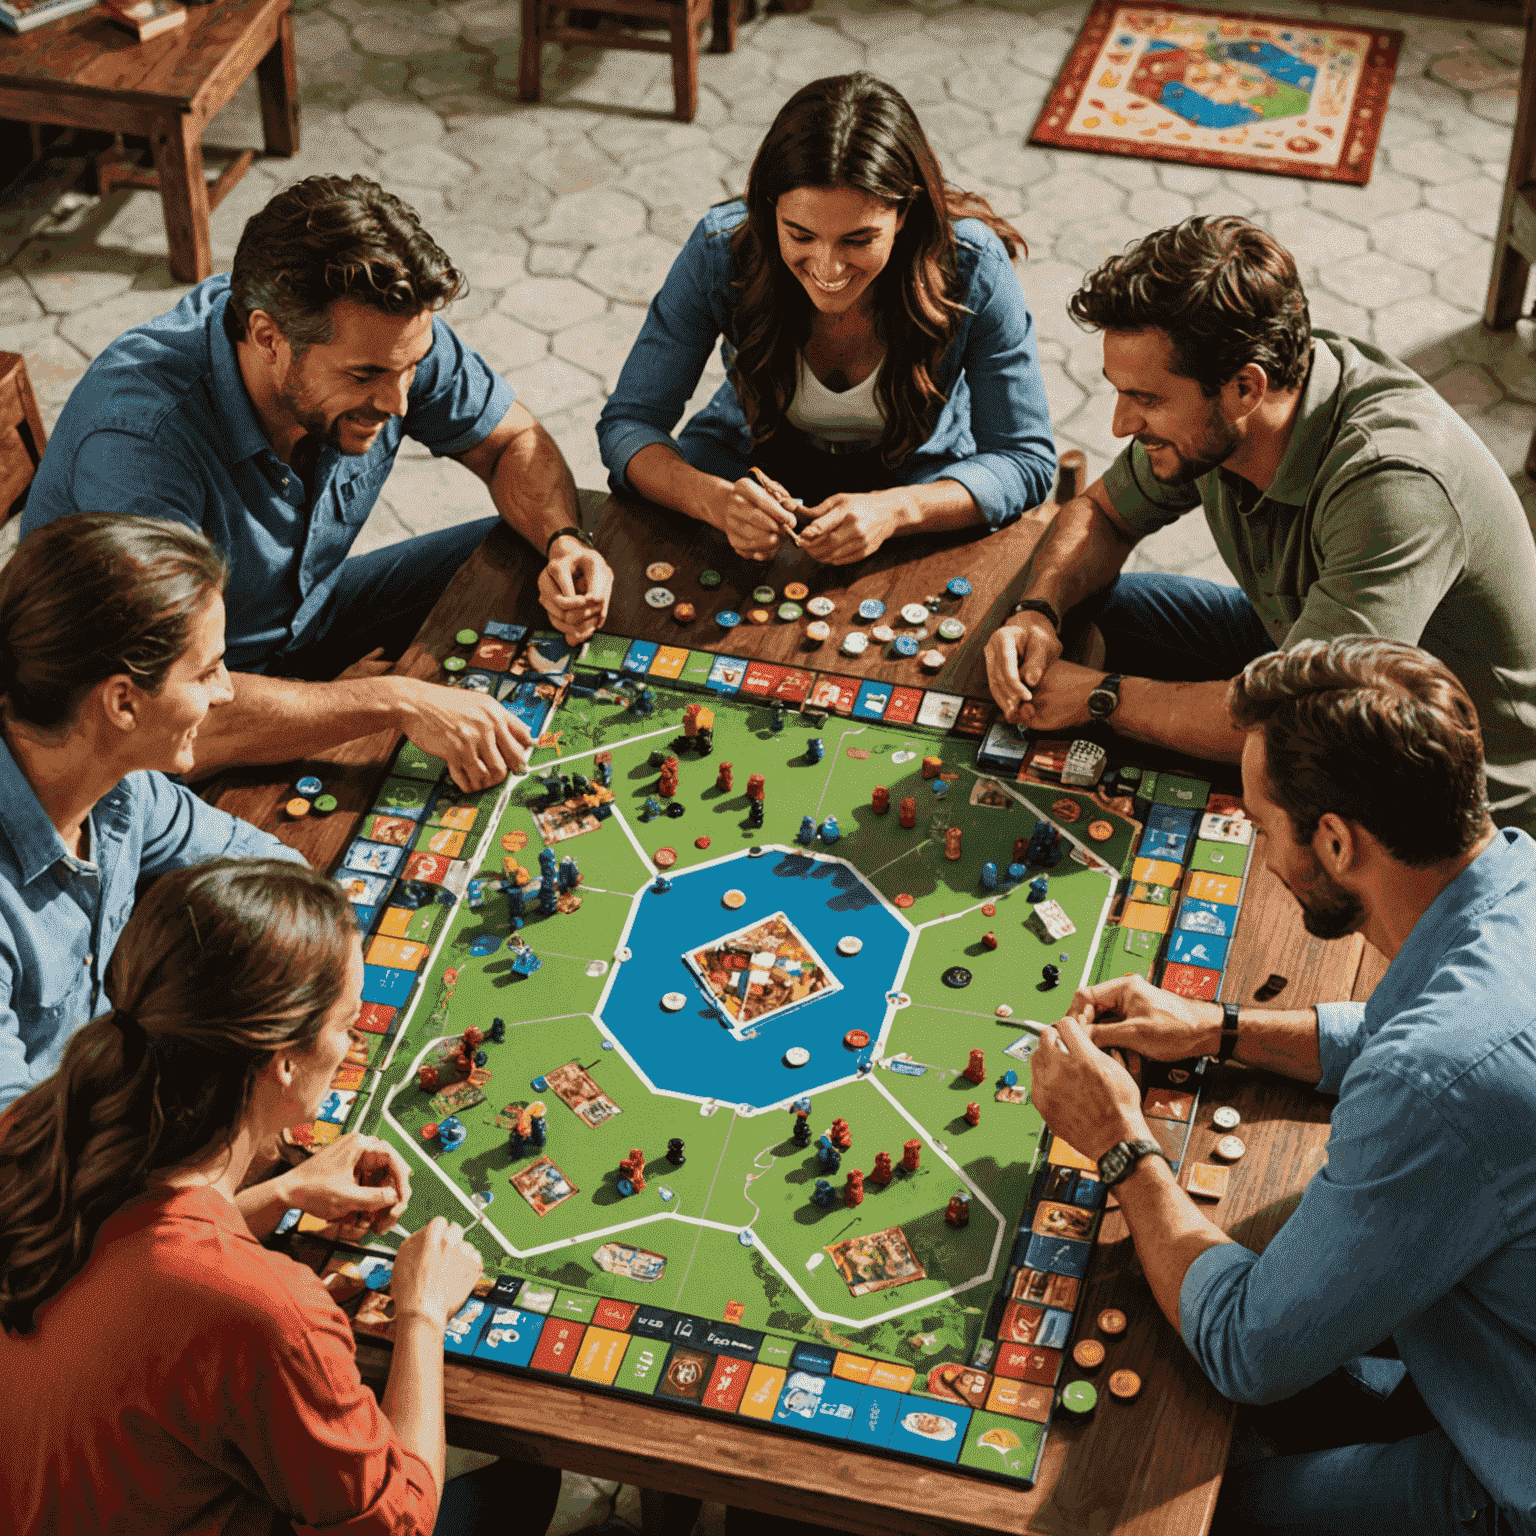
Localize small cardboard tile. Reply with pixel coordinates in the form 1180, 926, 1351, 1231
847, 1384, 904, 1448
593, 1299, 637, 1332
374, 776, 434, 818
806, 673, 860, 716
472, 1306, 544, 1369
852, 678, 894, 721
1150, 773, 1210, 810
680, 650, 717, 689
1168, 929, 1230, 972
614, 1335, 666, 1395
886, 1395, 969, 1462
413, 824, 467, 858
737, 1363, 787, 1419
375, 902, 446, 943
361, 813, 418, 847
551, 1290, 599, 1323
342, 838, 407, 880
1177, 898, 1241, 938
1022, 1232, 1093, 1279
622, 639, 659, 676
916, 691, 963, 731
771, 1370, 863, 1438
1143, 1086, 1195, 1123
581, 633, 633, 671
391, 739, 448, 782
881, 685, 924, 726
1200, 811, 1254, 845
570, 1326, 631, 1386
1187, 870, 1243, 905
655, 1345, 715, 1405
1187, 1162, 1230, 1200
956, 1411, 1045, 1481
1131, 855, 1184, 886
701, 1353, 754, 1412
739, 659, 789, 697
770, 667, 815, 706
629, 1305, 675, 1340
1161, 963, 1222, 1001
1189, 839, 1250, 877
443, 1292, 492, 1358
648, 645, 689, 681
364, 936, 430, 972
952, 698, 995, 739
360, 965, 415, 1007
790, 1341, 837, 1375
706, 655, 748, 695
1121, 901, 1172, 934
984, 1376, 1053, 1424
529, 1319, 586, 1375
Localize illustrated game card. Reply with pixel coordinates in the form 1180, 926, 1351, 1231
511, 1156, 579, 1216
544, 1062, 622, 1127
825, 1225, 926, 1297
1030, 1200, 1096, 1242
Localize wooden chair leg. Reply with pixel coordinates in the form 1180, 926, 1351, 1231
256, 6, 300, 157
1487, 240, 1530, 331
671, 2, 700, 122
710, 0, 736, 54
149, 109, 212, 284
518, 0, 544, 103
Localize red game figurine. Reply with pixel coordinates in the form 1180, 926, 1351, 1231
964, 1047, 985, 1083
683, 703, 701, 738
946, 1190, 971, 1227
746, 773, 764, 801
417, 1064, 441, 1092
1013, 835, 1029, 865
965, 1102, 981, 1127
982, 931, 998, 950
945, 826, 963, 861
871, 785, 889, 815
830, 1117, 852, 1151
619, 1148, 646, 1193
921, 756, 942, 780
659, 757, 679, 798
902, 1138, 922, 1173
871, 1150, 894, 1186
899, 796, 917, 829
716, 762, 734, 792
844, 1169, 864, 1207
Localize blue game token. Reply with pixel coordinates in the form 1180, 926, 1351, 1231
295, 775, 323, 798
531, 1076, 548, 1091
892, 635, 919, 657
931, 779, 948, 796
738, 1228, 755, 1246
601, 1039, 615, 1050
469, 934, 502, 956
946, 577, 972, 598
715, 610, 741, 628
857, 598, 885, 621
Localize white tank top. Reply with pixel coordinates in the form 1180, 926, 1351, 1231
785, 352, 885, 443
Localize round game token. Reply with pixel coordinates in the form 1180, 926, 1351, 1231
748, 608, 771, 625
1087, 819, 1114, 842
752, 585, 776, 604
295, 775, 323, 797
585, 959, 609, 978
836, 935, 863, 956
778, 602, 804, 622
1215, 1134, 1246, 1161
892, 635, 920, 657
644, 586, 675, 609
695, 835, 711, 849
841, 631, 868, 656
1109, 1369, 1142, 1401
870, 624, 895, 643
919, 648, 946, 672
1212, 1106, 1242, 1131
942, 965, 972, 989
673, 602, 696, 623
894, 893, 915, 908
981, 903, 996, 916
806, 620, 831, 642
1052, 797, 1082, 822
900, 602, 929, 625
646, 561, 675, 582
661, 992, 687, 1011
996, 1003, 1014, 1018
313, 794, 338, 815
946, 577, 972, 598
1098, 1308, 1127, 1335
422, 1123, 440, 1140
699, 569, 722, 589
1073, 1339, 1106, 1370
807, 596, 836, 617
616, 948, 631, 963
887, 991, 912, 1008
784, 582, 809, 600
722, 889, 747, 909
653, 847, 677, 868
1061, 1381, 1098, 1416
747, 845, 766, 856
285, 796, 311, 818
442, 655, 468, 673
715, 610, 741, 628
454, 629, 478, 646
784, 1046, 810, 1067
937, 617, 965, 641
844, 1029, 871, 1050
857, 598, 886, 621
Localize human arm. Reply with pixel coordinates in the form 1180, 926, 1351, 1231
796, 479, 985, 566
236, 1132, 411, 1241
625, 443, 801, 562
134, 769, 309, 876
0, 959, 25, 1116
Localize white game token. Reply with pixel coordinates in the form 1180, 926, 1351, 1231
806, 620, 831, 642
919, 648, 946, 671
841, 631, 868, 656
900, 602, 929, 625
644, 586, 675, 609
996, 1003, 1014, 1018
784, 1046, 811, 1067
807, 596, 836, 617
1215, 1134, 1246, 1161
871, 624, 895, 643
937, 617, 965, 640
836, 935, 863, 956
1212, 1106, 1242, 1131
616, 946, 632, 962
585, 959, 609, 978
661, 992, 687, 1011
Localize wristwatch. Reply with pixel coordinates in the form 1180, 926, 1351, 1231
1098, 1138, 1169, 1188
544, 525, 595, 559
1086, 672, 1123, 720
1216, 1001, 1241, 1062
1011, 598, 1061, 633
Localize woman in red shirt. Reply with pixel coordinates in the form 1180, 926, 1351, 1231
0, 856, 562, 1535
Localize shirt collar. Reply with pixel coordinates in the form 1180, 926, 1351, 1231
1258, 337, 1340, 508
0, 736, 88, 886
207, 290, 279, 468
103, 1182, 261, 1250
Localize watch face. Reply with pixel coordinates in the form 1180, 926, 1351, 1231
1099, 1144, 1129, 1183
1087, 688, 1116, 719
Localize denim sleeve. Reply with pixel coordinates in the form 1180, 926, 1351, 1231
1101, 441, 1202, 535
406, 315, 515, 458
72, 430, 208, 527
1315, 1001, 1369, 1095
918, 237, 1056, 527
135, 773, 309, 878
0, 954, 24, 1113
1179, 1061, 1508, 1405
597, 218, 729, 490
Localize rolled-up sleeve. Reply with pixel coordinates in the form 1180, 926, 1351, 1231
136, 771, 308, 876
0, 955, 25, 1113
407, 316, 515, 458
1315, 1000, 1369, 1094
1101, 442, 1202, 537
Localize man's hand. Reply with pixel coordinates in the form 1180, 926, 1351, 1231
1071, 974, 1223, 1061
539, 537, 612, 645
395, 676, 532, 791
704, 476, 800, 561
798, 492, 900, 565
1011, 658, 1109, 733
985, 615, 1063, 725
1030, 1009, 1152, 1163
334, 646, 395, 683
275, 1132, 411, 1235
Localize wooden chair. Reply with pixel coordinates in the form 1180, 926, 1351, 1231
518, 0, 750, 123
0, 353, 47, 528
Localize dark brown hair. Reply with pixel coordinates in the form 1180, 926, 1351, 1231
228, 174, 464, 351
729, 73, 1027, 468
0, 514, 227, 734
0, 858, 356, 1335
1069, 215, 1312, 397
1230, 638, 1490, 866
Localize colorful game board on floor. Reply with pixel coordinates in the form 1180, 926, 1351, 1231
280, 610, 1253, 1487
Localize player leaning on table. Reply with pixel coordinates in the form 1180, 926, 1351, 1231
0, 857, 564, 1535
0, 515, 306, 1114
985, 215, 1536, 834
1034, 637, 1536, 1536
597, 72, 1057, 565
24, 174, 614, 793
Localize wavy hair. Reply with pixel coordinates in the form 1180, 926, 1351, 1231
728, 73, 1027, 468
0, 858, 356, 1335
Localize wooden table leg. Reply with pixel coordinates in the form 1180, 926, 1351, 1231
671, 1, 700, 122
710, 0, 736, 54
257, 6, 300, 157
151, 109, 213, 283
518, 0, 543, 102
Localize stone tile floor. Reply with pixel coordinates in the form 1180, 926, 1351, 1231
4, 0, 1536, 590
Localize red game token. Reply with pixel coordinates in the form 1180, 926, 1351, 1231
1109, 1369, 1142, 1400
1072, 1339, 1106, 1370
653, 847, 677, 868
895, 893, 914, 908
981, 903, 996, 916
844, 1029, 870, 1050
695, 836, 711, 849
421, 1123, 439, 1141
1097, 1307, 1127, 1335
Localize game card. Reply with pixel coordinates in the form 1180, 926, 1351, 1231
544, 1062, 623, 1126
1031, 1200, 1096, 1242
825, 1225, 926, 1297
511, 1156, 579, 1217
684, 911, 840, 1030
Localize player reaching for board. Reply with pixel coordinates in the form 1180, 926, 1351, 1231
596, 71, 1057, 566
0, 857, 564, 1536
1031, 638, 1536, 1536
24, 173, 614, 792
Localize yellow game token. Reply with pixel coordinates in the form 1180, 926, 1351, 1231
1052, 797, 1082, 822
784, 582, 809, 600
722, 888, 746, 909
1072, 1339, 1106, 1370
653, 847, 677, 868
285, 797, 311, 818
748, 608, 771, 625
646, 562, 675, 582
1087, 819, 1114, 841
1109, 1368, 1142, 1401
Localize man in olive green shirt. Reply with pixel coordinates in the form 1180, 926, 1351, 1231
986, 215, 1536, 833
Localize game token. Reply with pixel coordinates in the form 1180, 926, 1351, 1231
748, 609, 771, 625
806, 620, 831, 642
942, 966, 972, 989
699, 569, 722, 588
894, 893, 914, 908
784, 1047, 810, 1067
807, 596, 836, 617
722, 889, 746, 909
1215, 1134, 1246, 1161
841, 631, 868, 656
1061, 1381, 1098, 1416
836, 935, 863, 956
646, 562, 675, 581
748, 845, 766, 856
454, 629, 478, 646
981, 903, 996, 916
661, 992, 687, 1011
1087, 819, 1114, 841
1212, 1106, 1241, 1130
844, 1029, 870, 1050
616, 947, 632, 962
900, 603, 929, 625
285, 796, 311, 818
784, 582, 809, 600
674, 602, 696, 623
716, 610, 741, 628
695, 836, 711, 849
752, 585, 776, 604
857, 598, 885, 620
653, 847, 677, 868
946, 577, 972, 598
996, 1003, 1013, 1018
1072, 1339, 1106, 1370
919, 649, 945, 672
422, 1123, 440, 1140
1187, 1162, 1230, 1200
645, 586, 675, 608
1098, 1308, 1127, 1335
313, 795, 337, 815
888, 635, 918, 658
1052, 797, 1082, 822
295, 775, 323, 797
778, 602, 803, 622
937, 617, 965, 641
442, 655, 467, 673
1109, 1369, 1142, 1401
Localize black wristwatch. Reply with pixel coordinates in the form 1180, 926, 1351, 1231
544, 525, 595, 559
1086, 672, 1123, 720
1216, 1001, 1241, 1062
1011, 598, 1061, 633
1098, 1138, 1169, 1188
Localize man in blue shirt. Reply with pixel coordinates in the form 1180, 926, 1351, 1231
24, 175, 613, 792
1032, 636, 1535, 1536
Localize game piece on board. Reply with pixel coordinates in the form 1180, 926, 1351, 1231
673, 602, 696, 623
871, 785, 889, 814
830, 1118, 852, 1151
945, 1190, 971, 1226
816, 1138, 841, 1173
964, 1048, 986, 1083
901, 1139, 921, 1173
784, 1046, 810, 1067
819, 815, 841, 844
489, 1018, 506, 1044
805, 736, 824, 763
892, 635, 919, 658
777, 602, 803, 622
784, 582, 809, 600
811, 1179, 836, 1208
871, 1151, 893, 1186
965, 1102, 981, 1127
843, 1169, 865, 1206
422, 1122, 440, 1140
792, 1112, 812, 1148
842, 631, 868, 656
945, 826, 963, 860
667, 1138, 686, 1166
721, 888, 746, 909
1187, 1163, 1229, 1199
920, 649, 945, 671
1212, 1106, 1241, 1131
645, 586, 675, 609
699, 569, 722, 588
748, 800, 764, 828
1029, 875, 1049, 902
1215, 1134, 1246, 1161
942, 967, 972, 989
946, 577, 971, 598
1073, 1339, 1106, 1370
1041, 964, 1060, 988
770, 702, 787, 732
1109, 1369, 1142, 1401
899, 797, 917, 829
837, 936, 863, 956
646, 562, 674, 581
653, 847, 677, 868
857, 598, 885, 620
937, 617, 965, 641
871, 624, 894, 643
1061, 1381, 1098, 1418
1002, 1069, 1018, 1087
980, 861, 999, 891
996, 1004, 1013, 1018
438, 1116, 467, 1152
807, 596, 835, 617
716, 610, 741, 629
661, 992, 686, 1011
695, 835, 711, 850
900, 602, 928, 625
716, 762, 734, 792
843, 1029, 870, 1049
797, 816, 816, 846
746, 773, 764, 801
922, 755, 942, 779
982, 931, 998, 950
895, 893, 914, 908
631, 686, 655, 716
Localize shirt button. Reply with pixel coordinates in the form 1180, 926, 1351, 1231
83, 954, 93, 967
282, 479, 290, 490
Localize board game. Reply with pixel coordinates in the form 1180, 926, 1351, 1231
281, 610, 1259, 1489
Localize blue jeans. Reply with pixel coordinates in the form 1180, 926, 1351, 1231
433, 1457, 562, 1535
264, 517, 502, 682
1085, 571, 1274, 682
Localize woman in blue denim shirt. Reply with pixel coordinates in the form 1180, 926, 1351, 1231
597, 72, 1058, 566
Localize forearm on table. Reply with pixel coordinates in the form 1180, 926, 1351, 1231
879, 477, 985, 535
625, 442, 721, 524
382, 1314, 448, 1500
488, 421, 580, 556
1018, 485, 1136, 614
1112, 677, 1246, 761
1114, 1153, 1233, 1332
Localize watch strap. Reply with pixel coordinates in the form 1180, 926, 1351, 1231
544, 525, 594, 559
1087, 672, 1123, 720
1011, 598, 1061, 634
1216, 1002, 1240, 1062
1098, 1137, 1168, 1188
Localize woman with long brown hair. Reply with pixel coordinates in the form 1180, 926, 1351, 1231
0, 857, 564, 1535
597, 72, 1057, 565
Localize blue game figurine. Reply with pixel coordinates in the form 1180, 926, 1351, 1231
631, 685, 655, 716
979, 861, 998, 891
1029, 875, 1049, 902
641, 796, 662, 822
811, 1179, 836, 1208
771, 701, 786, 733
652, 874, 673, 893
437, 1116, 467, 1152
1026, 821, 1063, 868
617, 1177, 635, 1197
506, 884, 525, 918
1006, 862, 1027, 884
558, 854, 579, 892
806, 736, 824, 764
931, 778, 948, 797
819, 815, 841, 845
508, 1126, 526, 1157
797, 815, 816, 846
595, 758, 612, 787
539, 878, 559, 916
490, 1017, 507, 1044
539, 847, 556, 880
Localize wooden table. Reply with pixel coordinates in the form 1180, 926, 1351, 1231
204, 492, 1383, 1536
0, 0, 297, 282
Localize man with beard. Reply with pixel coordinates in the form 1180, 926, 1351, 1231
1032, 638, 1535, 1536
22, 175, 613, 791
984, 215, 1536, 834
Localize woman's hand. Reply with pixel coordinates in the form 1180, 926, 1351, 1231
277, 1132, 411, 1235
700, 476, 801, 562
798, 491, 903, 564
391, 1217, 484, 1331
